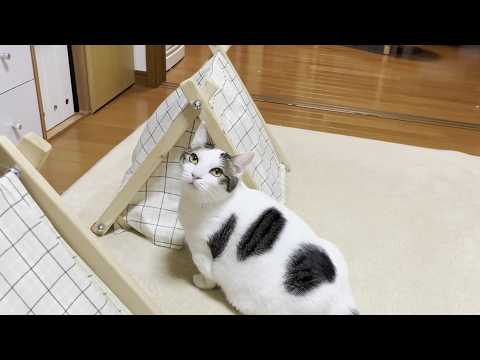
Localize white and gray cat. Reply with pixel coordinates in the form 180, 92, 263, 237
178, 122, 358, 315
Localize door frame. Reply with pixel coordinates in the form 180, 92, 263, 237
30, 46, 48, 140
135, 45, 166, 87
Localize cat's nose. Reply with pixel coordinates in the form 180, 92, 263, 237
192, 175, 201, 180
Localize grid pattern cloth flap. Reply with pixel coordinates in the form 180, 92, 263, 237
0, 170, 127, 315
119, 51, 286, 249
119, 90, 201, 249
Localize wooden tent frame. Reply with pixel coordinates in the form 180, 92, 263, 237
0, 133, 158, 314
91, 45, 291, 237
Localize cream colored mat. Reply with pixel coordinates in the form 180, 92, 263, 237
62, 124, 480, 314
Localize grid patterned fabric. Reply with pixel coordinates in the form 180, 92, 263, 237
119, 52, 285, 249
123, 88, 190, 180
206, 52, 285, 202
0, 170, 127, 315
119, 117, 201, 249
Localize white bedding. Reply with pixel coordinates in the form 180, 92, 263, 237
63, 123, 480, 314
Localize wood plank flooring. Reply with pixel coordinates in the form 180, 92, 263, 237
40, 45, 480, 194
168, 45, 480, 126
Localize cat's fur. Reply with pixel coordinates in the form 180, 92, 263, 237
178, 122, 358, 315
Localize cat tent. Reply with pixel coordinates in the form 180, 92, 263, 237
91, 46, 291, 248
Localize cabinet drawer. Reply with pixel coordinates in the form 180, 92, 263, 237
0, 80, 42, 144
0, 45, 35, 95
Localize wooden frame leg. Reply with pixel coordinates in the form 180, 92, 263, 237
91, 105, 198, 236
17, 132, 52, 170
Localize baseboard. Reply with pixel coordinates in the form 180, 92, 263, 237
46, 112, 88, 140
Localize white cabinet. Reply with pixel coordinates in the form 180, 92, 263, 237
0, 80, 42, 143
166, 45, 185, 71
0, 45, 34, 95
0, 45, 42, 144
133, 45, 185, 73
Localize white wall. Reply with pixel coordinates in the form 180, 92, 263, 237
133, 45, 146, 72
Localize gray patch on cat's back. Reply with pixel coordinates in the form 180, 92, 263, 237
237, 207, 286, 261
284, 243, 336, 296
208, 214, 237, 259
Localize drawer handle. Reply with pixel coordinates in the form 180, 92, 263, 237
0, 52, 11, 60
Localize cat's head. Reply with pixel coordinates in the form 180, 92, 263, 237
180, 122, 254, 202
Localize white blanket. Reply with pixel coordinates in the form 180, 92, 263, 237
63, 124, 480, 314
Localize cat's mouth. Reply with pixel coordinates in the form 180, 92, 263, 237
186, 180, 200, 189
182, 174, 201, 190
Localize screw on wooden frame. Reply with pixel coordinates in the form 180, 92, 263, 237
0, 165, 20, 177
91, 222, 107, 236
192, 100, 202, 110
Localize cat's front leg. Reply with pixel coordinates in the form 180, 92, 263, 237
193, 273, 217, 290
191, 253, 217, 290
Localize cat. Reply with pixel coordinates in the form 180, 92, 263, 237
178, 122, 358, 315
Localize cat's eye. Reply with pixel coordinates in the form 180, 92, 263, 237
210, 168, 223, 177
189, 153, 199, 165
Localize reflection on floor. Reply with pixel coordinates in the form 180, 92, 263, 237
168, 45, 480, 125
41, 45, 480, 194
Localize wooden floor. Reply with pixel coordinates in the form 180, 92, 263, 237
41, 45, 480, 194
168, 45, 480, 126
40, 86, 173, 193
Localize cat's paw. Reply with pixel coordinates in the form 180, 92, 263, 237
193, 273, 217, 290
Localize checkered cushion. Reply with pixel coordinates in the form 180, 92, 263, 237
0, 170, 127, 315
119, 51, 286, 249
119, 115, 201, 249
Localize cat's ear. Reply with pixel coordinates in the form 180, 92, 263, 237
190, 122, 210, 149
231, 152, 255, 174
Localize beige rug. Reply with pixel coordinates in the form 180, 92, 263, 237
62, 124, 480, 314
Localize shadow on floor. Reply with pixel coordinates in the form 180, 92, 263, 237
391, 46, 440, 61
348, 45, 441, 61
